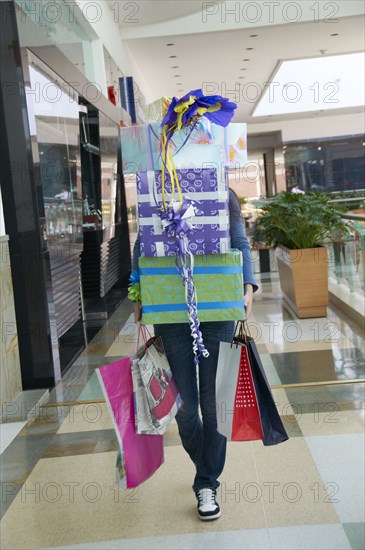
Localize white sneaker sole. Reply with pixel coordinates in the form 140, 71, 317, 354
197, 509, 221, 521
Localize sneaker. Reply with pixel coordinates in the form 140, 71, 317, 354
195, 488, 221, 521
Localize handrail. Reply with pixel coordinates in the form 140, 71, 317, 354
342, 213, 365, 221
328, 197, 365, 204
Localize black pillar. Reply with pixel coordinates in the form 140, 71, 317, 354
0, 1, 55, 388
263, 148, 277, 197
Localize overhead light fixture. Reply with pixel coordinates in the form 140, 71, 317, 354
243, 58, 250, 61
250, 34, 258, 37
331, 33, 339, 36
166, 43, 174, 46
174, 75, 180, 77
238, 76, 245, 79
246, 47, 254, 50
172, 66, 179, 68
253, 52, 365, 116
318, 146, 322, 151
169, 55, 177, 58
240, 68, 247, 71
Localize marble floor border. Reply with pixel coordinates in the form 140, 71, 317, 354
37, 379, 365, 409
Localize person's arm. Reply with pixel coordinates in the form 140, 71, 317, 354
132, 233, 141, 273
132, 234, 142, 322
229, 190, 258, 318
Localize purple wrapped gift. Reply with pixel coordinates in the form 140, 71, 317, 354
137, 168, 230, 257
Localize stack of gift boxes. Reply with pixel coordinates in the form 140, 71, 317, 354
121, 98, 248, 329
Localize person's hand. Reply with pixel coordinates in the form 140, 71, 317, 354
244, 284, 253, 319
134, 302, 142, 323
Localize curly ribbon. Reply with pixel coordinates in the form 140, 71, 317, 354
158, 199, 209, 364
160, 133, 183, 211
156, 89, 237, 362
178, 253, 210, 365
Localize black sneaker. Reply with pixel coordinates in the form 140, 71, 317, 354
195, 488, 221, 521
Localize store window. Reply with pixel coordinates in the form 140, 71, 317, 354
284, 136, 365, 192
25, 55, 83, 250
79, 101, 120, 237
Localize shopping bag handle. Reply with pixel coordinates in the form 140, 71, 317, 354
137, 324, 148, 352
136, 324, 155, 353
232, 320, 252, 346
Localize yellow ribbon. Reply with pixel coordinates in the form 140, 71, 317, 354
160, 95, 221, 210
161, 126, 183, 210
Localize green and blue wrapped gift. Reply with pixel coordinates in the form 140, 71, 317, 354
139, 250, 245, 325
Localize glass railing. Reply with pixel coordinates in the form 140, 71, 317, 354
326, 196, 365, 297
327, 238, 364, 295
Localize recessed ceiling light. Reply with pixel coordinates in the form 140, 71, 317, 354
169, 55, 177, 58
243, 58, 250, 61
331, 33, 339, 36
166, 43, 174, 46
250, 34, 258, 37
246, 47, 254, 50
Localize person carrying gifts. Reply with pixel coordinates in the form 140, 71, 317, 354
128, 90, 258, 520
133, 189, 258, 521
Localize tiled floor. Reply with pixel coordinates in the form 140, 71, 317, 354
1, 274, 364, 550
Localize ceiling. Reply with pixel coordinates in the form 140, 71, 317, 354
111, 1, 218, 28
122, 14, 365, 124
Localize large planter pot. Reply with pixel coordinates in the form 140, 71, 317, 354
275, 246, 328, 318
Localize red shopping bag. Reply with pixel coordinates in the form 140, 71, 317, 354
216, 321, 288, 445
231, 344, 263, 441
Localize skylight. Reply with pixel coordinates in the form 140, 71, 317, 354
253, 52, 365, 117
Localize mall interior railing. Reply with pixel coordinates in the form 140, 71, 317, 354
326, 211, 365, 298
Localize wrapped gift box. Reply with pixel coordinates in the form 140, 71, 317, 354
137, 168, 230, 256
144, 97, 172, 123
121, 122, 247, 174
139, 250, 244, 324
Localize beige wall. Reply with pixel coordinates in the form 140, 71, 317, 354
228, 154, 287, 198
0, 237, 22, 404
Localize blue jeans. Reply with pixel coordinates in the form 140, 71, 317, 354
154, 321, 235, 492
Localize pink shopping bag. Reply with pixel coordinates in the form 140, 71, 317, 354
97, 357, 164, 488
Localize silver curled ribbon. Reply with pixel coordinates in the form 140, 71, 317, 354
159, 198, 209, 364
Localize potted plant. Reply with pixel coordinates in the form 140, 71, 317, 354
253, 192, 346, 318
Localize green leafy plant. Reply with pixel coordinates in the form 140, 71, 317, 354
253, 192, 347, 250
